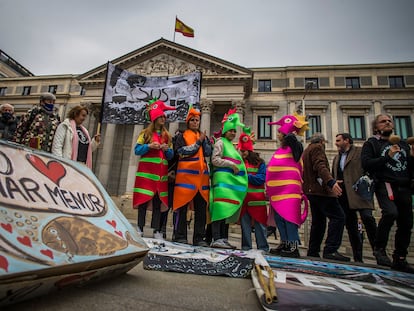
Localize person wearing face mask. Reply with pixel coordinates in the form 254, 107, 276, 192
51, 105, 100, 169
14, 92, 60, 152
0, 103, 18, 141
361, 114, 414, 273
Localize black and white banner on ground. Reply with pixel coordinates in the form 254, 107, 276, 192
102, 62, 201, 124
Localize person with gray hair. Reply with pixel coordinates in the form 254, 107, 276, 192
302, 132, 350, 262
361, 114, 414, 273
14, 92, 60, 152
0, 103, 18, 140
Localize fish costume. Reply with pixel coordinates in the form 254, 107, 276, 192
210, 109, 248, 223
266, 113, 309, 226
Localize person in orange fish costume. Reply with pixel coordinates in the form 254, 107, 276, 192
133, 98, 175, 239
172, 105, 212, 246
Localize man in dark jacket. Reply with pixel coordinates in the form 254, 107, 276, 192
333, 133, 377, 263
0, 103, 18, 140
303, 133, 350, 262
361, 114, 414, 273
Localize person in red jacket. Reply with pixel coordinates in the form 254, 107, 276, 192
133, 99, 175, 239
237, 132, 269, 252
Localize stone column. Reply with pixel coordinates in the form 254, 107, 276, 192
125, 124, 145, 195
97, 123, 116, 188
200, 99, 214, 136
330, 101, 338, 149
233, 100, 246, 136
168, 122, 179, 136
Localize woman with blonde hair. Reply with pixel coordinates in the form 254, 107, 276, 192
133, 99, 175, 239
52, 105, 100, 168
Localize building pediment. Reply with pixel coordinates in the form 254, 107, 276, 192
77, 38, 252, 85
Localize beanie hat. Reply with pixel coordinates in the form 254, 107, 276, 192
40, 92, 56, 101
237, 133, 254, 151
147, 98, 176, 122
185, 104, 201, 123
268, 112, 309, 136
221, 108, 245, 134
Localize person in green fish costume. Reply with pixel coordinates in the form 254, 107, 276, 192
210, 108, 248, 249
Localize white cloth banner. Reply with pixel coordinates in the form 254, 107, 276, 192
102, 62, 201, 124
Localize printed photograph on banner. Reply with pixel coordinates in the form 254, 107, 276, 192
102, 63, 201, 124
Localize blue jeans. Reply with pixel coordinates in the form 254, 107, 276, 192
274, 212, 300, 243
307, 194, 345, 255
240, 212, 269, 251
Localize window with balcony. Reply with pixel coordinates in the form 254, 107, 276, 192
0, 87, 6, 96
348, 116, 366, 139
389, 76, 405, 88
48, 85, 58, 94
394, 116, 412, 139
258, 80, 271, 92
22, 86, 31, 96
346, 77, 360, 89
305, 78, 319, 89
306, 115, 321, 139
258, 116, 272, 139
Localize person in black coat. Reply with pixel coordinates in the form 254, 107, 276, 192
0, 103, 18, 141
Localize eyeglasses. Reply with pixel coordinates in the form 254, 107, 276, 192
189, 118, 200, 122
379, 119, 393, 124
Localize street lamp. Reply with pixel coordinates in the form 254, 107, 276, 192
301, 81, 315, 145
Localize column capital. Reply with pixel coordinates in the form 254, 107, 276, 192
232, 100, 246, 115
200, 99, 214, 113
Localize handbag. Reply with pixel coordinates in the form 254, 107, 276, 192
352, 174, 375, 201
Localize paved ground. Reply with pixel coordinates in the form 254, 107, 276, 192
6, 262, 261, 311
4, 212, 410, 310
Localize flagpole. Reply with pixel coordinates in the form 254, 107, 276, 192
98, 61, 110, 135
173, 15, 177, 42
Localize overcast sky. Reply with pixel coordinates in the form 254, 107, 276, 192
1, 0, 413, 76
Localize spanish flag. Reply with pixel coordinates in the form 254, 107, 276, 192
175, 17, 194, 38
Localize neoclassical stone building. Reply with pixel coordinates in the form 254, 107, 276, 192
2, 39, 414, 256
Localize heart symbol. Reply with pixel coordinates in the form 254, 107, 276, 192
0, 255, 8, 272
17, 236, 32, 247
1, 223, 12, 233
26, 154, 66, 186
40, 249, 54, 259
114, 230, 123, 238
106, 220, 117, 228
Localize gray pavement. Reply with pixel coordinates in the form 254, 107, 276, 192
3, 212, 409, 310
5, 261, 262, 311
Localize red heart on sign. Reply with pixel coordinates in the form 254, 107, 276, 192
106, 220, 117, 228
40, 249, 54, 259
1, 223, 12, 233
26, 154, 66, 186
114, 230, 123, 238
0, 255, 8, 272
17, 236, 32, 247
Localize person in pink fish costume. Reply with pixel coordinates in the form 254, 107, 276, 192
266, 113, 309, 257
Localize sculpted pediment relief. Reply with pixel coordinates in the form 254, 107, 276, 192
128, 54, 220, 76
78, 38, 251, 82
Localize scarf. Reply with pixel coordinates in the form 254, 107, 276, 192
70, 119, 92, 169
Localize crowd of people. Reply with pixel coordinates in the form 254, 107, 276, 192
1, 95, 413, 274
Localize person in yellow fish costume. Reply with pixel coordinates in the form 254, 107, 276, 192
210, 108, 248, 249
133, 98, 175, 239
172, 105, 212, 246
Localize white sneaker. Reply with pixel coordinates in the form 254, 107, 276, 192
210, 239, 232, 249
137, 227, 144, 237
153, 231, 164, 240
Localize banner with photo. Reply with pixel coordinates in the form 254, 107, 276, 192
102, 62, 201, 124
